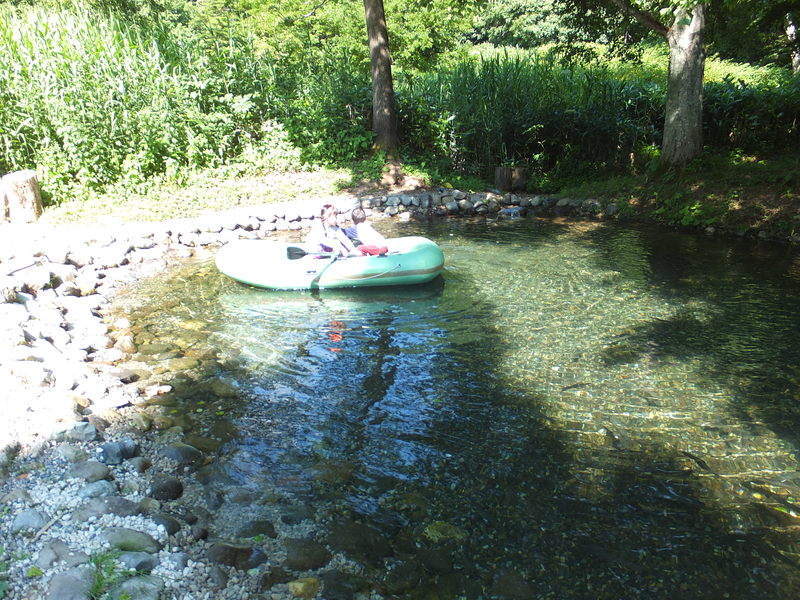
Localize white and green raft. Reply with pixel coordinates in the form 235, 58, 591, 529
215, 236, 444, 290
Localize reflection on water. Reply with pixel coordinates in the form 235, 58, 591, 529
117, 219, 800, 598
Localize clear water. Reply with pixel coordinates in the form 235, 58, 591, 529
118, 219, 800, 598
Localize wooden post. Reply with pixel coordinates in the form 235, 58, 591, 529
1, 170, 43, 223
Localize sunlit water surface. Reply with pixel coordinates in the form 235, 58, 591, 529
116, 219, 800, 599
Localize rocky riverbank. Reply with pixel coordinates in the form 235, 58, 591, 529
1, 188, 564, 600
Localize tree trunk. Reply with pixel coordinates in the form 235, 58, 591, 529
787, 13, 800, 74
363, 0, 399, 155
661, 4, 706, 167
1, 170, 43, 224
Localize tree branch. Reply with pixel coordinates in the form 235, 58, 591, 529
609, 0, 669, 37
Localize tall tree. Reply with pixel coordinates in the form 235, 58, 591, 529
556, 1, 709, 167
363, 0, 399, 155
788, 12, 800, 72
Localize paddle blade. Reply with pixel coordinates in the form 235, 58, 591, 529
286, 246, 309, 260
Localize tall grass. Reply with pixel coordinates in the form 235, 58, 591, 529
400, 53, 800, 182
0, 3, 278, 198
402, 55, 663, 178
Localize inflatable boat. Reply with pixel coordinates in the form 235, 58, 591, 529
215, 236, 444, 290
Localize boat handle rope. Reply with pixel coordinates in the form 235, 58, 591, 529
344, 263, 402, 281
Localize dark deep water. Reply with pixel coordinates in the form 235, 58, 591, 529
117, 219, 800, 599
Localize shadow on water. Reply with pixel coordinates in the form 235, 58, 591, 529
116, 218, 800, 599
581, 226, 800, 449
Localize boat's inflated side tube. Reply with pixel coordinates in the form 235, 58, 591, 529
215, 236, 444, 290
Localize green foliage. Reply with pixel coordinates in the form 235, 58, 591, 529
25, 566, 43, 578
468, 0, 578, 48
0, 546, 8, 599
88, 550, 123, 599
599, 44, 793, 86
239, 0, 477, 75
0, 1, 279, 201
1, 0, 799, 209
555, 151, 800, 231
279, 51, 374, 163
396, 52, 800, 184
401, 53, 665, 179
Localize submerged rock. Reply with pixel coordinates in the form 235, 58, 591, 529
151, 512, 181, 536
283, 538, 332, 571
422, 521, 467, 543
319, 571, 371, 600
381, 559, 423, 594
206, 542, 266, 569
288, 577, 321, 599
148, 474, 183, 501
491, 570, 536, 600
161, 443, 204, 469
209, 378, 238, 397
325, 520, 391, 565
257, 566, 292, 591
238, 518, 277, 539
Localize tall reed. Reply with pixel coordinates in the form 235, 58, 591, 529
0, 3, 277, 197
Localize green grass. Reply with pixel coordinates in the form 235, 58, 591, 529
471, 43, 794, 86
555, 152, 800, 234
88, 550, 125, 599
605, 45, 793, 86
40, 164, 351, 224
